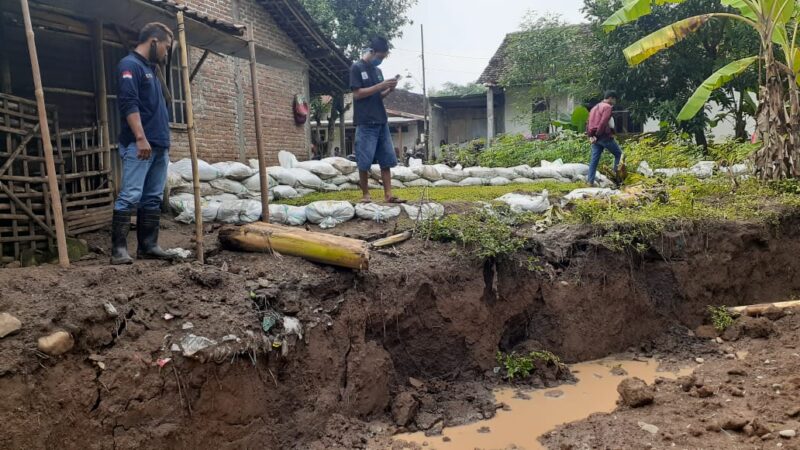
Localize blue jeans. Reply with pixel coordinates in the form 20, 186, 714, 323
355, 123, 397, 172
114, 142, 170, 211
588, 138, 623, 184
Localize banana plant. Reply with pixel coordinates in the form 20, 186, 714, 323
603, 0, 800, 179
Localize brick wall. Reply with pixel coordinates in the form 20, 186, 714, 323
170, 0, 312, 165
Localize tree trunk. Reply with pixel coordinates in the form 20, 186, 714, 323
733, 90, 748, 141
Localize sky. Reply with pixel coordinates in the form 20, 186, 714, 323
382, 0, 586, 94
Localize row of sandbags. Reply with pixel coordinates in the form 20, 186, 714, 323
168, 193, 445, 228
636, 160, 753, 180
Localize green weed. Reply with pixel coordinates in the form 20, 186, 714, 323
496, 350, 563, 380
708, 305, 734, 332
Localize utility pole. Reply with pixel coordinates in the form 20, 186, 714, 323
420, 23, 429, 160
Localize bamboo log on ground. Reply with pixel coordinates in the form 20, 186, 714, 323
218, 222, 369, 270
371, 231, 412, 248
728, 300, 800, 317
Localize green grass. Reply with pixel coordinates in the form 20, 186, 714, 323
276, 181, 585, 206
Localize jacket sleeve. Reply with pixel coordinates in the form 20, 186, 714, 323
117, 60, 140, 118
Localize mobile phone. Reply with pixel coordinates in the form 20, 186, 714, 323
395, 74, 402, 80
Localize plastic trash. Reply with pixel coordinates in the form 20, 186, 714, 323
165, 248, 192, 259
211, 161, 255, 180
355, 203, 402, 222
283, 316, 303, 340
305, 201, 355, 229
401, 203, 445, 221
495, 191, 550, 213
180, 334, 217, 357
269, 204, 307, 226
262, 311, 280, 332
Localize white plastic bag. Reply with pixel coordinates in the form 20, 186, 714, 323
296, 160, 340, 179
269, 204, 307, 226
355, 203, 401, 222
171, 158, 222, 182
401, 203, 445, 221
562, 188, 620, 203
212, 161, 255, 180
637, 161, 654, 177
305, 201, 355, 229
495, 191, 550, 213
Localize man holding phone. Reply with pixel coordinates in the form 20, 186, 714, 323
350, 37, 406, 204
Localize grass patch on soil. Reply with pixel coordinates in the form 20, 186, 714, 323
496, 350, 563, 380
708, 305, 735, 332
276, 181, 584, 206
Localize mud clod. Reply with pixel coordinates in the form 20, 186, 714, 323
618, 377, 655, 407
391, 392, 419, 427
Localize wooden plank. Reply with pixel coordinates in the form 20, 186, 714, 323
0, 123, 40, 177
0, 181, 55, 238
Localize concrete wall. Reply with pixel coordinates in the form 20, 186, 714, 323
167, 0, 312, 164
643, 92, 756, 142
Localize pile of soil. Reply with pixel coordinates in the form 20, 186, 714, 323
1, 211, 800, 449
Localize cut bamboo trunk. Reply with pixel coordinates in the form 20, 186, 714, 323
728, 300, 800, 317
218, 222, 370, 270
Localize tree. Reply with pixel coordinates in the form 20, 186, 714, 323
500, 13, 600, 134
603, 0, 800, 179
429, 82, 487, 97
584, 0, 759, 145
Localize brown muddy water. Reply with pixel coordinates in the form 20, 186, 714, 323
396, 359, 693, 450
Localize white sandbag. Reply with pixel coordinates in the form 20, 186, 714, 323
654, 168, 689, 178
368, 180, 382, 190
216, 199, 262, 224
174, 198, 219, 224
459, 177, 485, 186
305, 201, 355, 229
464, 167, 497, 179
690, 161, 716, 179
209, 178, 248, 196
495, 191, 550, 214
346, 171, 362, 184
212, 161, 255, 180
267, 166, 298, 187
512, 178, 536, 184
296, 160, 340, 179
278, 150, 299, 169
286, 168, 325, 189
272, 185, 300, 199
369, 164, 383, 180
320, 183, 342, 192
489, 177, 511, 186
557, 163, 590, 179
243, 173, 277, 191
723, 163, 752, 176
268, 204, 307, 226
562, 188, 620, 203
239, 199, 263, 223
169, 193, 195, 214
340, 183, 361, 191
637, 161, 654, 177
433, 180, 459, 187
401, 203, 445, 221
171, 158, 222, 182
433, 164, 454, 174
420, 165, 443, 181
391, 166, 420, 182
512, 165, 534, 178
355, 203, 401, 222
408, 157, 423, 168
206, 193, 239, 203
167, 168, 190, 190
172, 182, 222, 197
296, 187, 316, 196
541, 159, 563, 167
329, 175, 350, 186
493, 168, 517, 179
442, 170, 468, 183
529, 167, 562, 179
405, 178, 433, 187
322, 157, 358, 175
390, 179, 406, 189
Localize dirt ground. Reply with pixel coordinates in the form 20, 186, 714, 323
1, 211, 800, 449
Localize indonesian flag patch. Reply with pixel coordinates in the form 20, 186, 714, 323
122, 70, 133, 79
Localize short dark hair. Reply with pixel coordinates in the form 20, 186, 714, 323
604, 90, 619, 100
138, 22, 174, 45
369, 37, 390, 53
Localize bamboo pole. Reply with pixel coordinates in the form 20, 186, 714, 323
248, 28, 270, 223
176, 8, 204, 263
218, 222, 370, 270
19, 0, 69, 267
92, 20, 113, 190
729, 300, 800, 316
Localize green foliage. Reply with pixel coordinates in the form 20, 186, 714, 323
439, 138, 486, 167
430, 82, 487, 97
478, 132, 601, 168
622, 133, 704, 168
707, 305, 734, 332
418, 207, 532, 260
553, 105, 591, 133
496, 350, 562, 380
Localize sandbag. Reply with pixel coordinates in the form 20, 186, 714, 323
172, 182, 222, 197
512, 177, 536, 184
320, 183, 342, 192
433, 164, 454, 174
637, 161, 654, 177
489, 177, 511, 186
206, 193, 239, 203
355, 203, 401, 223
512, 165, 533, 178
340, 183, 361, 190
268, 204, 307, 226
209, 178, 248, 196
495, 191, 550, 213
346, 171, 362, 184
391, 166, 420, 182
390, 179, 406, 189
278, 150, 299, 169
272, 185, 300, 199
433, 180, 459, 187
419, 165, 443, 181
690, 161, 716, 179
286, 168, 325, 189
464, 167, 497, 179
401, 203, 445, 221
176, 202, 220, 224
305, 201, 355, 229
296, 160, 340, 180
562, 188, 620, 203
329, 175, 350, 186
167, 167, 190, 190
322, 157, 358, 175
171, 158, 222, 182
243, 173, 277, 191
169, 193, 195, 214
408, 157, 423, 168
442, 170, 468, 183
459, 177, 485, 186
212, 161, 255, 180
369, 164, 383, 180
529, 167, 562, 179
267, 166, 299, 187
541, 159, 563, 167
557, 163, 590, 179
405, 178, 433, 187
654, 168, 689, 178
217, 199, 262, 224
493, 168, 517, 179
296, 187, 317, 197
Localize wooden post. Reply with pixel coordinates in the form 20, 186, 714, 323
0, 15, 12, 93
19, 0, 69, 267
248, 28, 270, 222
176, 8, 204, 263
338, 94, 346, 155
487, 86, 495, 145
93, 20, 112, 188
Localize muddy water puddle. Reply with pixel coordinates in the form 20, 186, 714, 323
396, 359, 693, 450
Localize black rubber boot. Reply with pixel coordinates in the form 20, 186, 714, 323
136, 209, 173, 260
111, 210, 134, 265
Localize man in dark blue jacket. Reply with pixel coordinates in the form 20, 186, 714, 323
111, 23, 174, 265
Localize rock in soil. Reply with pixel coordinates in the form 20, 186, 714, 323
695, 325, 719, 339
0, 313, 22, 338
638, 421, 659, 434
37, 331, 74, 356
723, 317, 775, 340
391, 392, 419, 427
617, 377, 655, 408
780, 430, 797, 438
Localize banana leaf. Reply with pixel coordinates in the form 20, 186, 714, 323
623, 15, 713, 66
602, 0, 686, 32
763, 0, 795, 24
720, 0, 758, 20
571, 105, 590, 133
677, 56, 758, 121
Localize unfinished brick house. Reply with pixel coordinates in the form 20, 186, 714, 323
0, 0, 349, 262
